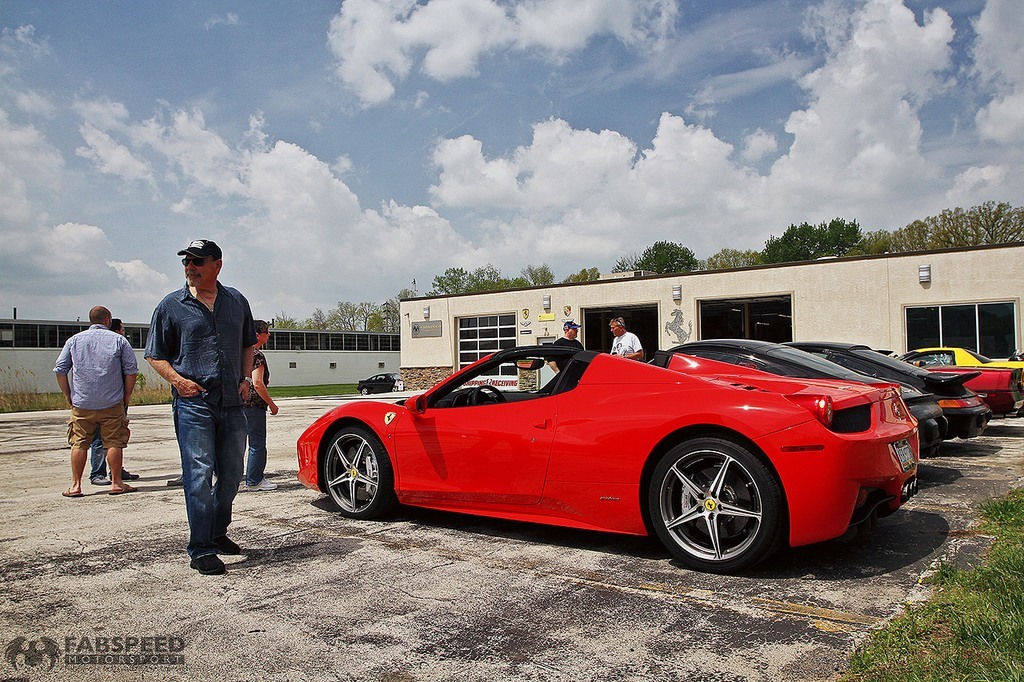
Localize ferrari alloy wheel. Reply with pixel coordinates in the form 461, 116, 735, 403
323, 427, 396, 519
648, 437, 783, 573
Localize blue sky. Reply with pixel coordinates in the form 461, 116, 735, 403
1, 0, 1021, 324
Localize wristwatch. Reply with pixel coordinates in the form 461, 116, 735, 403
241, 377, 254, 388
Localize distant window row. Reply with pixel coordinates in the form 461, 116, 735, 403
0, 322, 399, 352
264, 331, 400, 352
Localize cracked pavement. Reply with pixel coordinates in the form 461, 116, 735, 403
1, 399, 1022, 681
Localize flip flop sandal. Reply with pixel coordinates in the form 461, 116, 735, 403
62, 489, 84, 498
109, 484, 137, 495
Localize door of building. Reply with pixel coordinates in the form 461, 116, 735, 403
582, 305, 659, 358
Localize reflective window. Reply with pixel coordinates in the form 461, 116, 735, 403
906, 301, 1016, 357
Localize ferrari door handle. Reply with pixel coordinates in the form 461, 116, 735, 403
533, 419, 551, 430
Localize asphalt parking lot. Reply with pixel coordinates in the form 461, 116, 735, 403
1, 397, 1022, 682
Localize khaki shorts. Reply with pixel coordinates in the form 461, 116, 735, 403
67, 404, 130, 449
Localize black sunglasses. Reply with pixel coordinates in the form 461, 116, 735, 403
181, 257, 208, 266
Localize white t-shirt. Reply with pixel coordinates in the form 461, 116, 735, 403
611, 331, 643, 358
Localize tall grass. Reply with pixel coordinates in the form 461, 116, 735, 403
0, 371, 172, 413
0, 376, 358, 413
844, 488, 1024, 681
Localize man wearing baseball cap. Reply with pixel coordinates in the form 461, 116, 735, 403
145, 239, 257, 575
551, 320, 584, 371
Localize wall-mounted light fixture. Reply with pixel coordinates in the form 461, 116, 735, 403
422, 305, 430, 319
542, 295, 551, 310
672, 284, 682, 301
918, 264, 931, 284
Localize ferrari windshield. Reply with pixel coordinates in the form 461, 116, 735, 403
427, 346, 588, 408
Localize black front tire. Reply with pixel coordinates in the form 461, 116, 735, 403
322, 426, 396, 519
647, 436, 783, 573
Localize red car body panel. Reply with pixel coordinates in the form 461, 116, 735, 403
927, 366, 1024, 415
297, 352, 918, 550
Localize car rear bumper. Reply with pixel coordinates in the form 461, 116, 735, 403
943, 405, 992, 439
756, 421, 919, 548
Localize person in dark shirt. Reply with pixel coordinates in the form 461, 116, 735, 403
145, 239, 257, 576
551, 320, 584, 371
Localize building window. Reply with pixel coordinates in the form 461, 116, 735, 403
698, 296, 793, 343
906, 301, 1017, 357
457, 314, 517, 371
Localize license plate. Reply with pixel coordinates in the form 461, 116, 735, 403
891, 439, 915, 472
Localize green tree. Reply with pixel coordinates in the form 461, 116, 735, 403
614, 241, 699, 274
429, 264, 534, 295
272, 312, 299, 329
612, 252, 640, 272
521, 264, 555, 286
355, 301, 379, 331
305, 308, 328, 329
429, 267, 472, 295
638, 241, 699, 273
466, 264, 507, 292
762, 218, 863, 263
326, 301, 359, 330
890, 202, 1023, 253
702, 248, 763, 270
857, 229, 893, 255
890, 219, 933, 252
969, 201, 1024, 244
562, 267, 601, 283
381, 296, 406, 333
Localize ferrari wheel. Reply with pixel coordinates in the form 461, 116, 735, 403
648, 437, 783, 573
323, 427, 396, 519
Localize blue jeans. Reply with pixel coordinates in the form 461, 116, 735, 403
89, 430, 107, 480
243, 405, 268, 486
173, 396, 246, 559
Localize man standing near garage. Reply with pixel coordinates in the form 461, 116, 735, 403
145, 239, 257, 576
609, 316, 644, 361
550, 320, 584, 372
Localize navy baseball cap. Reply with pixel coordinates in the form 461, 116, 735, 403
563, 320, 580, 329
177, 239, 222, 260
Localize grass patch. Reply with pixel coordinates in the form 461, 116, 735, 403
269, 384, 357, 398
1, 373, 173, 413
844, 487, 1024, 681
0, 380, 359, 413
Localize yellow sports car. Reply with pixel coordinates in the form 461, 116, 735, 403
900, 347, 1024, 371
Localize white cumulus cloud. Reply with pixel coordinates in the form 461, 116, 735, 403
328, 0, 676, 105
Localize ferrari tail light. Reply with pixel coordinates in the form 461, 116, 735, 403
786, 394, 834, 428
937, 396, 985, 409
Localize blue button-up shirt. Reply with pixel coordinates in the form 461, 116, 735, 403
54, 325, 139, 410
145, 283, 257, 407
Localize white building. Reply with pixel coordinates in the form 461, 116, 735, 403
0, 324, 399, 393
397, 243, 1023, 390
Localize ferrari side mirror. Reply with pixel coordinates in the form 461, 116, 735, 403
409, 394, 427, 414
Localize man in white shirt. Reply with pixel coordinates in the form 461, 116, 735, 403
609, 316, 644, 361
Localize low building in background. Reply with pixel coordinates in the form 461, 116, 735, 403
0, 324, 399, 393
398, 243, 1024, 391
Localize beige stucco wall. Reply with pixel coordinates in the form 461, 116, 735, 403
399, 244, 1024, 374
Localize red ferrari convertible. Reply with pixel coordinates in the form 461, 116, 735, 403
297, 346, 919, 573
